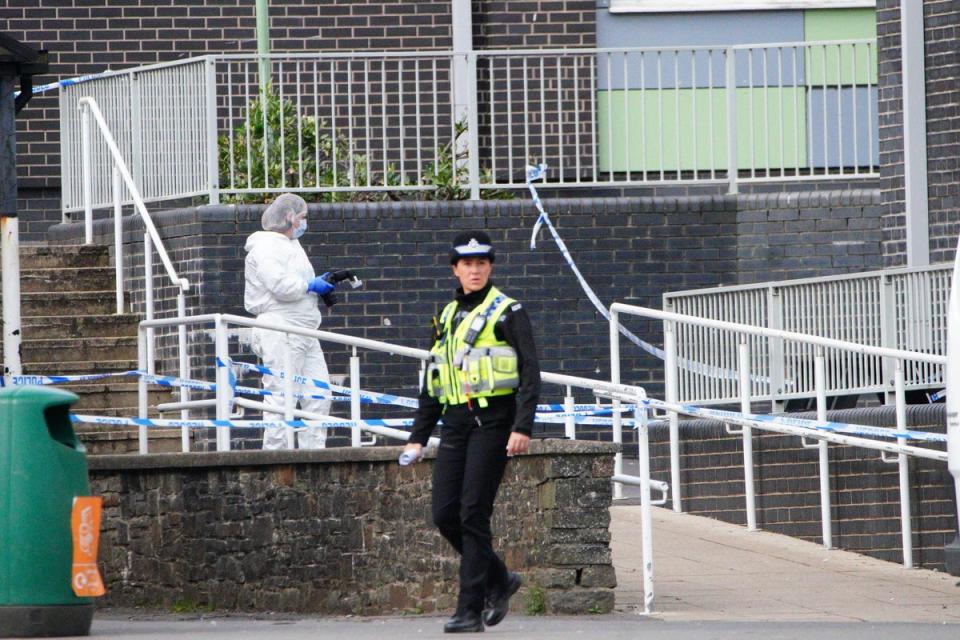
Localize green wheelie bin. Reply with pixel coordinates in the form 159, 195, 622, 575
0, 386, 97, 637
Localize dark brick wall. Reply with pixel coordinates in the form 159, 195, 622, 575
877, 0, 960, 267
649, 404, 956, 570
735, 189, 884, 283
88, 440, 618, 614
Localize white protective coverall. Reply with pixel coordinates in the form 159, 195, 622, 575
244, 230, 332, 449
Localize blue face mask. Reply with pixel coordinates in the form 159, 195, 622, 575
293, 218, 307, 239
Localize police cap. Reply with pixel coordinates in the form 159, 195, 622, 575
449, 231, 496, 264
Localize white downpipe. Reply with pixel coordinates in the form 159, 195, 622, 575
214, 315, 232, 451
144, 233, 155, 374
609, 308, 624, 500
177, 292, 190, 452
350, 348, 362, 448
665, 320, 682, 512
739, 342, 757, 531
137, 325, 148, 454
814, 349, 832, 549
80, 104, 93, 245
894, 361, 914, 568
112, 165, 123, 314
945, 234, 960, 547
564, 386, 576, 440
635, 389, 655, 615
283, 335, 296, 449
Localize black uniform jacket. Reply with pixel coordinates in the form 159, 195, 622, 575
409, 281, 541, 446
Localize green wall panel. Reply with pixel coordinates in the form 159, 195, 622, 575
597, 87, 807, 173
804, 8, 878, 86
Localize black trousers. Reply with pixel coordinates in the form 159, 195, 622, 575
432, 403, 512, 615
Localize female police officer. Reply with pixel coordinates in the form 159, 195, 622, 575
402, 231, 541, 633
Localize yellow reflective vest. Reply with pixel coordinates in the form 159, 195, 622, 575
426, 286, 520, 408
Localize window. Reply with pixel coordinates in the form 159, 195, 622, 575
608, 1, 875, 13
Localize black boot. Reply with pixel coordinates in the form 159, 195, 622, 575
482, 572, 522, 627
443, 610, 484, 633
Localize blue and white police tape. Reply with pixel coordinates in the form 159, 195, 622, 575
927, 388, 946, 403
71, 414, 416, 430
18, 71, 116, 97
227, 359, 421, 409
525, 163, 757, 384
641, 396, 947, 443
6, 371, 141, 385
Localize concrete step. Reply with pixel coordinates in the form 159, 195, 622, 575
20, 314, 140, 339
22, 359, 139, 375
20, 336, 138, 362
18, 267, 116, 293
58, 381, 173, 412
74, 425, 186, 455
9, 291, 120, 317
0, 245, 111, 270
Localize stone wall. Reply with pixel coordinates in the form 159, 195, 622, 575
87, 439, 617, 614
648, 404, 956, 570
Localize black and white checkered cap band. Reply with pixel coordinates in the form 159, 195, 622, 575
453, 240, 492, 256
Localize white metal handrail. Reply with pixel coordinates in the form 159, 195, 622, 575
610, 301, 950, 571
77, 96, 192, 428
664, 263, 953, 407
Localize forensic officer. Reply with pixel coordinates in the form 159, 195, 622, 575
403, 231, 541, 633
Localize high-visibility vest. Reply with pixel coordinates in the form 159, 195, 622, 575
426, 286, 520, 407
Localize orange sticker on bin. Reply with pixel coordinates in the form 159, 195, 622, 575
71, 496, 106, 597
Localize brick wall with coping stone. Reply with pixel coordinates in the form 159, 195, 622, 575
48, 191, 883, 446
649, 404, 956, 570
87, 439, 618, 614
877, 0, 960, 267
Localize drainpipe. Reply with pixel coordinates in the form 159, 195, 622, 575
900, 0, 929, 267
256, 0, 271, 93
1, 75, 22, 384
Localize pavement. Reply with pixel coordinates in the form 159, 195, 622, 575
75, 503, 960, 640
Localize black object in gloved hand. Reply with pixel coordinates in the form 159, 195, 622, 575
319, 269, 362, 307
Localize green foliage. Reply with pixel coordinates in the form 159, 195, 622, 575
218, 87, 372, 204
171, 599, 215, 614
218, 90, 513, 203
588, 604, 603, 614
524, 584, 547, 615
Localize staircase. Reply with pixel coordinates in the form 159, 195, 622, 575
1, 244, 182, 454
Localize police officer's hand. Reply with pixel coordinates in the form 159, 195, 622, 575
403, 442, 423, 461
506, 432, 530, 457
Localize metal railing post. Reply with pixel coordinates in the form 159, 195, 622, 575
144, 233, 155, 374
350, 347, 362, 447
284, 335, 296, 449
815, 347, 833, 549
739, 341, 757, 531
609, 307, 624, 500
879, 273, 897, 404
725, 47, 739, 195
466, 52, 481, 201
664, 317, 682, 512
894, 361, 914, 567
214, 315, 232, 451
564, 386, 576, 440
635, 388, 655, 615
768, 286, 785, 412
177, 290, 190, 452
137, 325, 148, 454
80, 103, 93, 244
205, 57, 221, 204
112, 165, 123, 314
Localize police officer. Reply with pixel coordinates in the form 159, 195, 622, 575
403, 231, 541, 633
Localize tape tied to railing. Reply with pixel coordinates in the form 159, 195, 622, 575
525, 164, 768, 385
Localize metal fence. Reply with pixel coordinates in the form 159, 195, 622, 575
60, 40, 878, 211
663, 264, 952, 406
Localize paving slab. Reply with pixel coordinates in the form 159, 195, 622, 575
612, 504, 960, 623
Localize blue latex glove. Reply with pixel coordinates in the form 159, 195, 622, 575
307, 273, 335, 296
